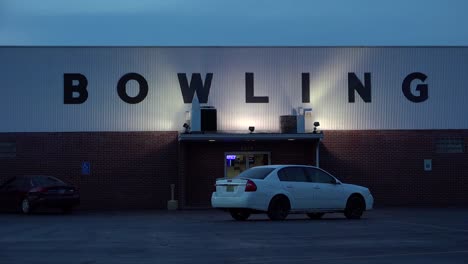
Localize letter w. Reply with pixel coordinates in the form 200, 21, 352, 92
177, 73, 213, 103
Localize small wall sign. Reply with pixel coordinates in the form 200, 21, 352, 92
81, 161, 91, 175
424, 159, 432, 171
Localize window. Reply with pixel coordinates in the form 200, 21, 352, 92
278, 167, 309, 182
305, 168, 336, 184
316, 170, 336, 184
32, 176, 66, 187
0, 142, 16, 158
235, 167, 275, 180
435, 138, 465, 153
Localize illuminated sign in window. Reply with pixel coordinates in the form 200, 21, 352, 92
226, 155, 237, 160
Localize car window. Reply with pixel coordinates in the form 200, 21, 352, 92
18, 177, 33, 190
234, 167, 275, 180
312, 168, 336, 184
32, 176, 66, 187
278, 167, 309, 182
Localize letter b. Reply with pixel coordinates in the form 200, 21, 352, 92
64, 73, 88, 104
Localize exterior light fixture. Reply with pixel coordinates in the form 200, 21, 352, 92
248, 126, 255, 133
209, 139, 216, 142
313, 121, 320, 134
183, 123, 191, 133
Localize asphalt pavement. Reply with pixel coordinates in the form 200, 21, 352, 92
0, 208, 467, 264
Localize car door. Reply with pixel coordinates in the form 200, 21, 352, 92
277, 167, 314, 210
306, 168, 346, 209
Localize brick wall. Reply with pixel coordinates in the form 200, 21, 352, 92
1, 130, 467, 210
320, 130, 468, 207
0, 132, 178, 210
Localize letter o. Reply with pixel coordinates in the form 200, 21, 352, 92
117, 73, 148, 104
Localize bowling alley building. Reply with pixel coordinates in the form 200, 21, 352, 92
0, 46, 467, 209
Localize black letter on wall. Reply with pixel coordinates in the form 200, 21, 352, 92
302, 73, 310, 103
245, 73, 269, 103
402, 72, 428, 103
117, 73, 148, 104
64, 73, 88, 104
348, 73, 372, 103
177, 73, 213, 104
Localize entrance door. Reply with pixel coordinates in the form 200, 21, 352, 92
224, 152, 271, 179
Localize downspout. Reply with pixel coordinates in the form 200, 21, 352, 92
315, 138, 321, 167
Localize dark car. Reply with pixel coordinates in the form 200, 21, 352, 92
0, 175, 80, 214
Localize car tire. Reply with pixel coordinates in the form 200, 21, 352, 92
20, 198, 32, 215
229, 209, 250, 221
344, 195, 365, 219
267, 196, 290, 221
307, 213, 325, 219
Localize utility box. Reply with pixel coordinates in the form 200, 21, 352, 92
201, 106, 217, 132
280, 115, 297, 133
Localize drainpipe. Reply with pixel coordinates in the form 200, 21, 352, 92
315, 138, 321, 167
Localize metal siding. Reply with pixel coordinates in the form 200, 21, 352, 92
1, 47, 467, 132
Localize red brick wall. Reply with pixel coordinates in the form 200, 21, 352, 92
0, 132, 178, 210
1, 130, 467, 210
320, 130, 468, 207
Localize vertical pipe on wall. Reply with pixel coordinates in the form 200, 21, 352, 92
316, 138, 321, 167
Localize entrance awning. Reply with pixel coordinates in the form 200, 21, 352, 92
178, 132, 324, 142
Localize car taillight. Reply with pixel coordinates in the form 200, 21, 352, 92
245, 180, 257, 192
29, 187, 48, 193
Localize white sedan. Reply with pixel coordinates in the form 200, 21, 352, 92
211, 165, 374, 221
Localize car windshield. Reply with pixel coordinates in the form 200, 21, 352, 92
32, 176, 66, 187
234, 167, 275, 180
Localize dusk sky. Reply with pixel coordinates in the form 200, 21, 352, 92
1, 0, 467, 46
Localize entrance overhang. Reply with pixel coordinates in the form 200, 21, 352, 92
178, 132, 324, 142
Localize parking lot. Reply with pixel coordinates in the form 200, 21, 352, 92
0, 208, 467, 264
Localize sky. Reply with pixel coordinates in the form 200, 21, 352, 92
0, 0, 467, 46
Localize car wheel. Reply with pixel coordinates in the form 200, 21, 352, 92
229, 209, 250, 221
21, 198, 32, 214
307, 213, 325, 219
267, 196, 290, 221
344, 195, 365, 219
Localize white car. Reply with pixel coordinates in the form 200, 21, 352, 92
211, 165, 374, 221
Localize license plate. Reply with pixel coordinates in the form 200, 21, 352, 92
226, 186, 234, 192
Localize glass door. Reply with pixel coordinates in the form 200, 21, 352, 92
224, 152, 271, 178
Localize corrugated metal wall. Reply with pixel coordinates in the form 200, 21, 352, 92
1, 47, 467, 132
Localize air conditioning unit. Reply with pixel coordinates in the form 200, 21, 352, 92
201, 106, 217, 132
280, 115, 297, 133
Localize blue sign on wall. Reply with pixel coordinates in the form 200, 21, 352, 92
81, 162, 91, 175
